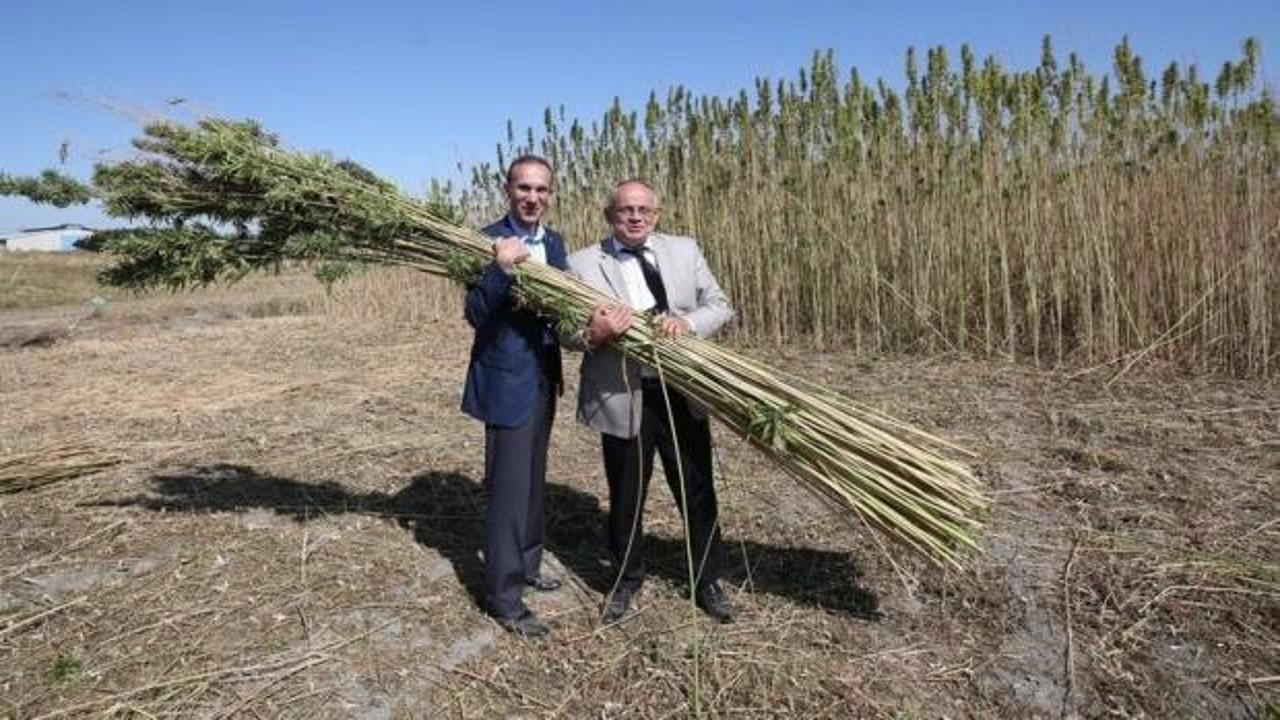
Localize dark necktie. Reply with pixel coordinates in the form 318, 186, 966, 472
619, 245, 669, 314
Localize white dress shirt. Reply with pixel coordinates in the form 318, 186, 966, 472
609, 237, 657, 312
609, 235, 699, 340
502, 214, 547, 266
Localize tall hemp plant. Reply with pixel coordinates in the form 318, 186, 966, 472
465, 36, 1278, 377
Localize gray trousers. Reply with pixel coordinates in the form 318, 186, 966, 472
483, 381, 554, 619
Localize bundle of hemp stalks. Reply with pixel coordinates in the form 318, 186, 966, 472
0, 444, 123, 494
17, 119, 987, 566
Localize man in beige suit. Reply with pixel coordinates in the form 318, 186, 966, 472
569, 179, 736, 624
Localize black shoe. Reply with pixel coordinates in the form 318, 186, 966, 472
695, 582, 733, 623
494, 610, 550, 639
602, 586, 637, 624
525, 574, 562, 593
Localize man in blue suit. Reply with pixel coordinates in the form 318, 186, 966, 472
461, 155, 568, 638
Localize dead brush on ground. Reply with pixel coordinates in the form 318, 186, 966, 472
0, 444, 123, 495
1, 305, 1275, 716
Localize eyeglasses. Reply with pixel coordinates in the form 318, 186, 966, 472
613, 205, 657, 218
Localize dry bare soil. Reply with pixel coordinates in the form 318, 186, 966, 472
1, 276, 1276, 718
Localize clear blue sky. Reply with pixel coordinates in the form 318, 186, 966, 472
2, 0, 1276, 232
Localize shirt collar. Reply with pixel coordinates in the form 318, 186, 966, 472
505, 214, 546, 244
609, 236, 651, 256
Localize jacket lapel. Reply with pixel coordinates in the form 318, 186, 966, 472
546, 230, 567, 270
648, 234, 681, 302
597, 239, 630, 304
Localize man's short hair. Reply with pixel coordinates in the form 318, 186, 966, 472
606, 178, 658, 212
505, 155, 555, 185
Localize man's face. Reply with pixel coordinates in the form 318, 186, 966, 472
505, 162, 554, 227
608, 183, 658, 247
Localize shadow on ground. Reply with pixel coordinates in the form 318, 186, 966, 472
93, 464, 880, 619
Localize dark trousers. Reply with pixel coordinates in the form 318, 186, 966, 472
601, 381, 724, 592
483, 381, 554, 619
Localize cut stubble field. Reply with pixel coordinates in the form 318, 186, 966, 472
0, 265, 1276, 718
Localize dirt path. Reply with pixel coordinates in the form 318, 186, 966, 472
1, 304, 1275, 717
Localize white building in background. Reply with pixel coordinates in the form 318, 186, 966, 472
0, 223, 95, 252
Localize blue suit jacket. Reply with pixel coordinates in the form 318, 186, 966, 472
460, 219, 569, 427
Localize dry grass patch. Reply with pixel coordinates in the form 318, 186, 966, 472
0, 252, 104, 311
1, 286, 1276, 717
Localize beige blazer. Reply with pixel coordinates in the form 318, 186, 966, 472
565, 232, 734, 438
